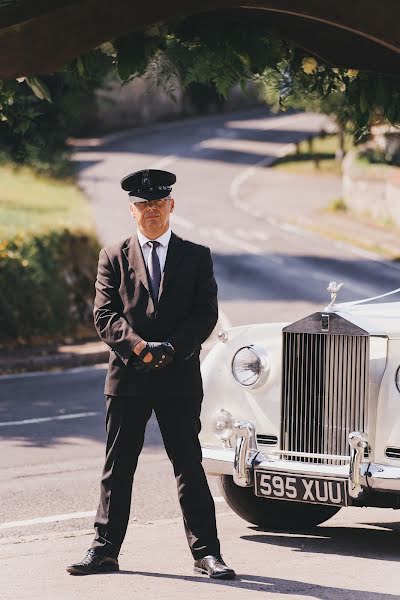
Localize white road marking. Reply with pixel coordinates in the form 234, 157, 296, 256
0, 511, 96, 529
278, 222, 312, 237
171, 217, 263, 253
206, 226, 263, 253
1, 497, 226, 530
233, 228, 270, 241
0, 363, 108, 381
227, 126, 400, 279
0, 411, 100, 427
229, 142, 295, 209
207, 227, 262, 254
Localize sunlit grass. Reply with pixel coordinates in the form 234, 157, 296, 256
0, 164, 95, 238
303, 221, 400, 260
272, 134, 349, 176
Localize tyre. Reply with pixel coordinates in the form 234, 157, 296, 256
219, 475, 341, 530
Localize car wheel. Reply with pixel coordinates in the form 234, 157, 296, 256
219, 475, 341, 530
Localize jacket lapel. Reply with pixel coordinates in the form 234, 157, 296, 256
122, 231, 184, 308
123, 234, 151, 295
159, 232, 185, 298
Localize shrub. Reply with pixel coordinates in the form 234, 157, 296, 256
0, 229, 100, 345
328, 197, 347, 212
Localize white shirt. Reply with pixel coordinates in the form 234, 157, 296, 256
137, 227, 172, 274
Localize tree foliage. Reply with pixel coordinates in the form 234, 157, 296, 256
1, 13, 400, 171
0, 50, 112, 175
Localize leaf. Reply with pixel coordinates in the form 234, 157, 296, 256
239, 78, 247, 94
76, 57, 85, 77
115, 31, 163, 82
25, 77, 52, 102
117, 55, 133, 81
359, 90, 368, 114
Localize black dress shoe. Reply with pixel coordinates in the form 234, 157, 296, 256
193, 555, 236, 579
66, 549, 119, 575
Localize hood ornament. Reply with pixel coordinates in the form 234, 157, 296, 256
327, 281, 344, 309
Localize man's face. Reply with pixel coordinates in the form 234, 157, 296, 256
130, 197, 174, 237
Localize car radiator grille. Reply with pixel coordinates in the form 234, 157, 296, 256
281, 324, 369, 464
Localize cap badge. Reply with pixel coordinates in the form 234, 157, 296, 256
142, 170, 151, 189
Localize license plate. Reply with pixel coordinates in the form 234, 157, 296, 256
254, 470, 348, 506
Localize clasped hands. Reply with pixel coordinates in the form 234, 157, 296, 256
131, 340, 175, 373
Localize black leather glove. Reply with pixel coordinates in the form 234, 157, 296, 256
132, 341, 175, 373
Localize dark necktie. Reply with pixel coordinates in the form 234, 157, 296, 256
147, 240, 161, 304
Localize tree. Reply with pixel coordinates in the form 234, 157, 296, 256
1, 11, 400, 171
0, 50, 112, 175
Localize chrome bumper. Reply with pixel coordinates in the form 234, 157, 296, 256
201, 421, 400, 497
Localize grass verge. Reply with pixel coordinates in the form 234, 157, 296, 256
0, 164, 94, 239
297, 216, 400, 262
272, 134, 349, 176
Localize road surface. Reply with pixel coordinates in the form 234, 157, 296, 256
1, 108, 400, 599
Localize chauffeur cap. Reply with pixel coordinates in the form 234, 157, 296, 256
120, 169, 176, 201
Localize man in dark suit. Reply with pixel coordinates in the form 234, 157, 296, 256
67, 169, 235, 579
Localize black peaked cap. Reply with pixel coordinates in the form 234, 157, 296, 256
120, 169, 176, 200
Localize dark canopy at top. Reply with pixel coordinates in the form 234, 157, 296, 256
0, 0, 399, 78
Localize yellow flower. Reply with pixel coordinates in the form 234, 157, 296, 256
339, 82, 346, 92
346, 69, 359, 78
302, 57, 318, 75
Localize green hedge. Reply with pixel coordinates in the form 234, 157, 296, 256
0, 229, 100, 345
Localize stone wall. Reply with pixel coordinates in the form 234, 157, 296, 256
95, 74, 260, 132
342, 152, 400, 225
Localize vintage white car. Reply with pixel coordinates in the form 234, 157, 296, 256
200, 283, 400, 529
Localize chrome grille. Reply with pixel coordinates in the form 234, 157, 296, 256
281, 314, 369, 464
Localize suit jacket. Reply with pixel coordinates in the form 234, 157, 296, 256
93, 231, 218, 398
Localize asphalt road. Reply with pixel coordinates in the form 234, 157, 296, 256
2, 108, 400, 599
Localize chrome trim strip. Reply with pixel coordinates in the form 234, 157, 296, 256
201, 446, 234, 476
202, 445, 400, 495
363, 463, 400, 493
348, 431, 368, 498
254, 458, 349, 479
232, 421, 260, 487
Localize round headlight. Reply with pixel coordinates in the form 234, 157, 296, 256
396, 366, 400, 393
231, 345, 270, 388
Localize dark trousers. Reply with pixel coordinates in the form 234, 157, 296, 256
90, 394, 220, 560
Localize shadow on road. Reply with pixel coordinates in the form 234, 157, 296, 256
0, 368, 165, 449
213, 252, 399, 303
75, 107, 324, 172
242, 521, 400, 562
109, 569, 398, 599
